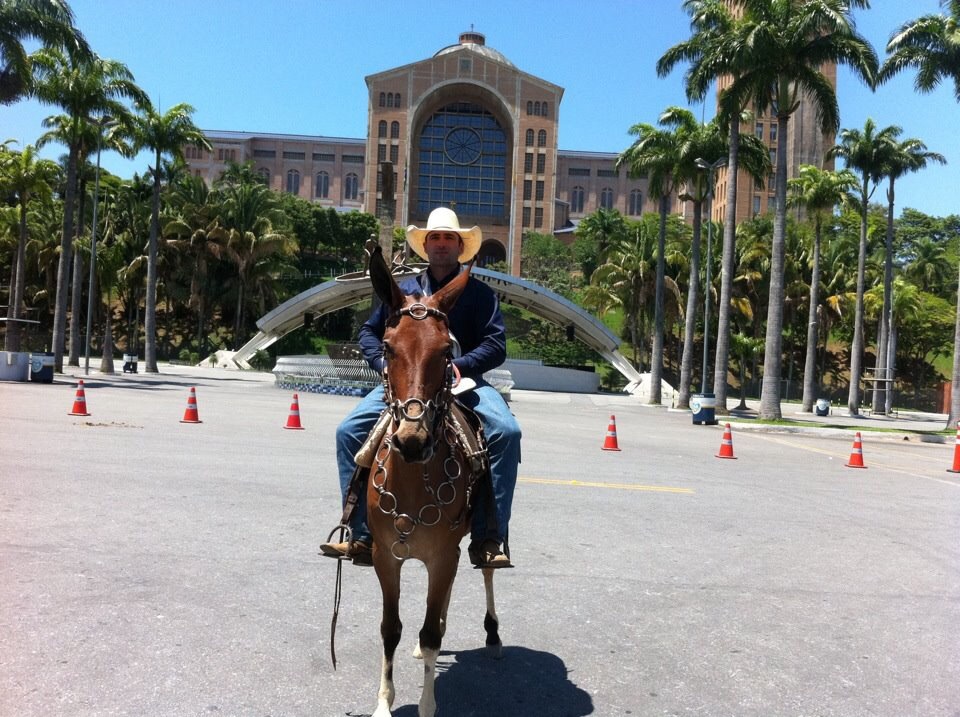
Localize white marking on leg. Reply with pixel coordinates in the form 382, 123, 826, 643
483, 568, 498, 625
373, 654, 394, 717
412, 639, 422, 659
418, 646, 439, 717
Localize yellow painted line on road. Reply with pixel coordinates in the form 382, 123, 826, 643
748, 433, 960, 486
520, 476, 694, 494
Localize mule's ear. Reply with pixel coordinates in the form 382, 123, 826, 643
369, 244, 404, 311
434, 263, 472, 316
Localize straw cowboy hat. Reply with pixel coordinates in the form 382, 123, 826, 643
406, 207, 482, 263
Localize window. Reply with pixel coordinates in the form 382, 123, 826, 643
537, 129, 547, 147
391, 121, 400, 139
386, 93, 394, 108
283, 151, 305, 160
378, 121, 388, 138
378, 144, 387, 162
217, 148, 236, 161
526, 129, 534, 147
185, 146, 202, 160
597, 169, 618, 178
344, 173, 359, 201
523, 180, 532, 200
253, 149, 276, 158
600, 187, 614, 209
414, 100, 508, 219
194, 169, 202, 177
315, 171, 329, 198
312, 152, 334, 162
394, 93, 401, 107
536, 154, 545, 174
629, 189, 643, 215
535, 180, 544, 201
770, 122, 778, 142
526, 101, 533, 115
389, 145, 398, 163
753, 195, 761, 215
379, 92, 386, 107
570, 186, 584, 213
459, 58, 471, 72
257, 167, 270, 184
522, 206, 531, 226
342, 154, 364, 164
768, 173, 775, 190
286, 169, 300, 194
524, 152, 533, 173
542, 102, 549, 117
568, 167, 590, 177
534, 101, 541, 116
534, 207, 543, 228
755, 122, 764, 138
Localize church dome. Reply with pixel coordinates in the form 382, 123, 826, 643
434, 30, 515, 68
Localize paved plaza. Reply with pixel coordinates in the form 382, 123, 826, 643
1, 365, 958, 716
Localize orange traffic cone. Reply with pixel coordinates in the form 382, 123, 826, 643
284, 393, 304, 430
601, 415, 621, 451
845, 431, 867, 469
947, 422, 960, 473
179, 387, 202, 424
716, 423, 737, 459
68, 380, 90, 416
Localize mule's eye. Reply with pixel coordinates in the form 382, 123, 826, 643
382, 341, 395, 358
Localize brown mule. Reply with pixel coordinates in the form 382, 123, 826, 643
364, 246, 502, 717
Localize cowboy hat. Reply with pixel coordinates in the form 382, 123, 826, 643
406, 207, 482, 263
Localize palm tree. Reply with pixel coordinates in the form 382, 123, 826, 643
0, 143, 60, 351
0, 0, 89, 104
584, 222, 656, 372
658, 0, 743, 413
787, 165, 858, 411
872, 137, 945, 413
617, 112, 689, 404
880, 0, 960, 425
827, 119, 900, 415
131, 99, 210, 372
217, 176, 287, 348
164, 174, 226, 358
31, 47, 145, 371
714, 0, 878, 419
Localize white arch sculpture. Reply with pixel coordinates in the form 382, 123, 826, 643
233, 268, 651, 396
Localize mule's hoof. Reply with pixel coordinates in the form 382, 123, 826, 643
483, 642, 503, 660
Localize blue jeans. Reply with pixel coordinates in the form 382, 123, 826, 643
335, 382, 521, 545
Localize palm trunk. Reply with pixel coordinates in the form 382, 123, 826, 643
68, 180, 87, 366
759, 113, 790, 420
713, 116, 741, 413
848, 177, 869, 416
144, 154, 161, 373
947, 257, 960, 427
885, 321, 897, 415
677, 199, 703, 409
873, 179, 896, 415
4, 197, 29, 352
100, 290, 115, 374
801, 218, 822, 412
52, 145, 80, 371
649, 194, 668, 405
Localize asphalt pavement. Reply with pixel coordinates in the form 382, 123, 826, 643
1, 365, 958, 717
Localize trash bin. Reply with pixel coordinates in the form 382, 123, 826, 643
691, 392, 718, 425
815, 398, 830, 417
123, 354, 138, 373
29, 352, 54, 383
0, 351, 30, 381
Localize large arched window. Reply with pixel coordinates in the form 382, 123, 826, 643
344, 173, 359, 201
629, 189, 643, 215
415, 101, 507, 219
525, 129, 534, 147
537, 129, 547, 147
286, 169, 300, 195
390, 121, 400, 139
379, 92, 386, 107
378, 120, 387, 138
315, 171, 329, 198
387, 93, 394, 108
526, 101, 533, 115
600, 187, 614, 209
570, 186, 584, 214
257, 167, 270, 185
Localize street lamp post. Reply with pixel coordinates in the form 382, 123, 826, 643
84, 116, 111, 375
695, 157, 727, 394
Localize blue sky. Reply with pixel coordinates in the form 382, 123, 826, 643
2, 0, 956, 218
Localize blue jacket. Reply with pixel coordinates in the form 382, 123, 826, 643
358, 268, 507, 379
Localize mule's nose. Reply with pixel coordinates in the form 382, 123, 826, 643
391, 431, 435, 463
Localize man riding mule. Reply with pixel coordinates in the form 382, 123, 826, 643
320, 206, 521, 569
